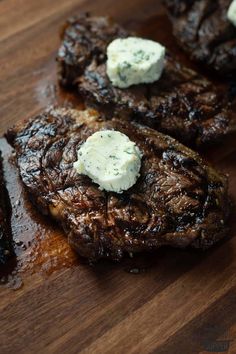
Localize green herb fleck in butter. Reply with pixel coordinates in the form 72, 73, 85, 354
106, 37, 166, 88
74, 130, 142, 193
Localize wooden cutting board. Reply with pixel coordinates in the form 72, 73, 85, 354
0, 1, 236, 353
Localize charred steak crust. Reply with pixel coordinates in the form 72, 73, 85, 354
0, 153, 13, 264
6, 108, 230, 261
58, 15, 129, 87
56, 14, 233, 148
164, 0, 236, 75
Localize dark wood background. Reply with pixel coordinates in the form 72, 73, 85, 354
0, 1, 236, 353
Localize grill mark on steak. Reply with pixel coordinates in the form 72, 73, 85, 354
56, 14, 234, 148
58, 15, 129, 87
6, 108, 230, 261
164, 0, 236, 75
0, 152, 14, 265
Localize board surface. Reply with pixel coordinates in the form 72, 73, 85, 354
0, 1, 236, 353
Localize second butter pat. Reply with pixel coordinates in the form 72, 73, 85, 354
106, 37, 166, 88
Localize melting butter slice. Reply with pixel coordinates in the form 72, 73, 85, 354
74, 130, 142, 193
106, 37, 166, 88
228, 0, 236, 26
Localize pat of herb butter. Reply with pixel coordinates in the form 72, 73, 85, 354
106, 37, 166, 88
74, 130, 142, 193
228, 0, 236, 26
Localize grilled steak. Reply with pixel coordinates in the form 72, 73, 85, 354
57, 14, 234, 148
6, 108, 230, 261
0, 152, 13, 265
164, 0, 236, 75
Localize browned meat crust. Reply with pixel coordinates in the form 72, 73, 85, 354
164, 0, 236, 76
56, 14, 234, 148
6, 108, 230, 261
0, 153, 13, 265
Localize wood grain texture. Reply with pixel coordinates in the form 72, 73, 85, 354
0, 1, 236, 353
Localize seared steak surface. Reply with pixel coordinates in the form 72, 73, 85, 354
164, 0, 236, 75
7, 108, 230, 261
57, 14, 233, 148
0, 153, 13, 265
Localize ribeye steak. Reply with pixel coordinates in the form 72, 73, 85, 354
164, 0, 236, 75
6, 108, 230, 261
57, 14, 234, 147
